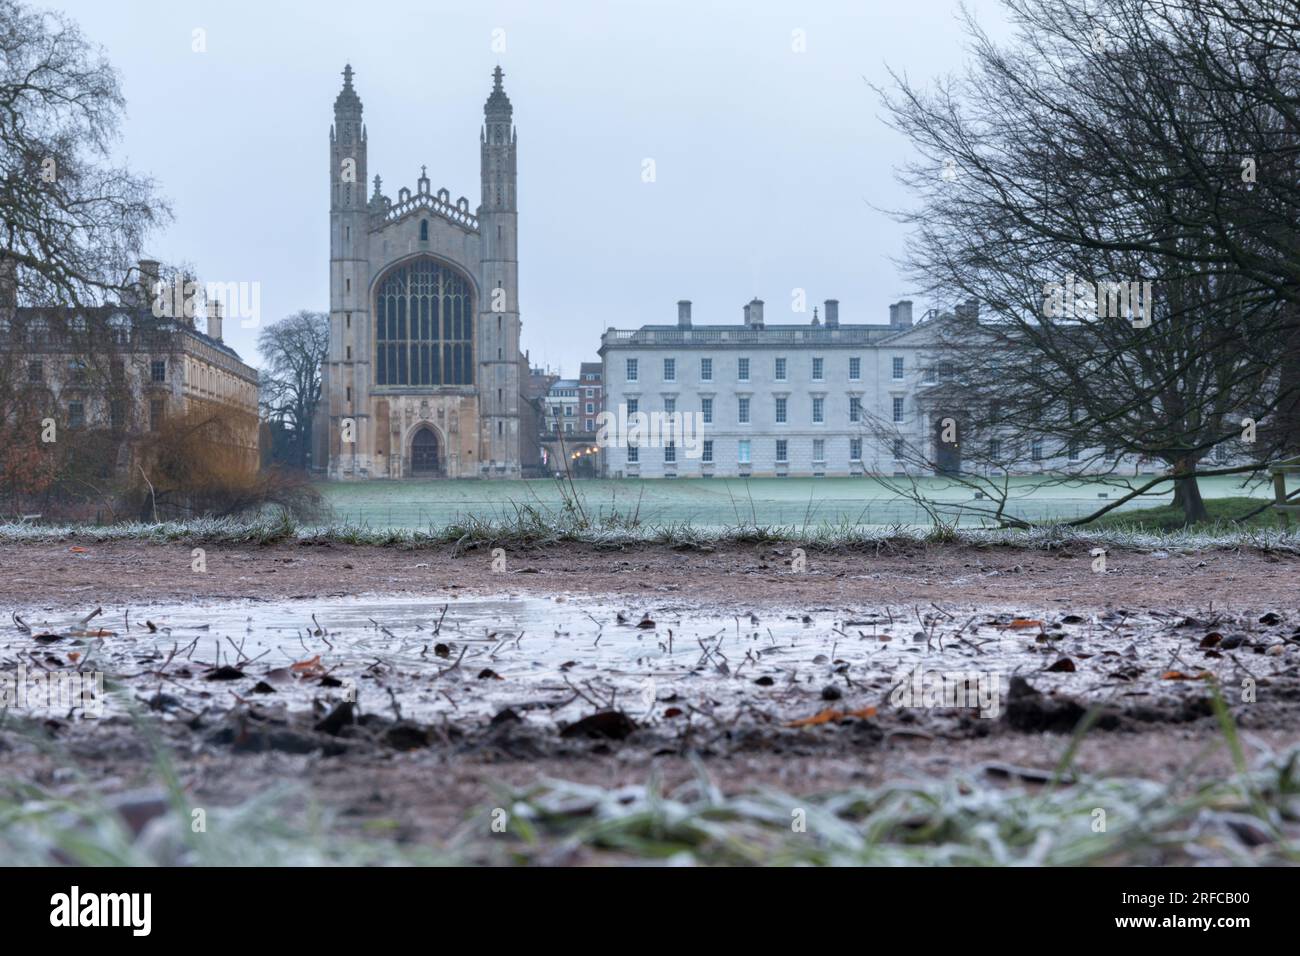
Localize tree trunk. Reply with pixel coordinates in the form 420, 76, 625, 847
1272, 316, 1300, 458
1172, 458, 1209, 525
296, 405, 312, 472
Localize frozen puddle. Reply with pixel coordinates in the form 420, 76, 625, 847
4, 595, 1282, 725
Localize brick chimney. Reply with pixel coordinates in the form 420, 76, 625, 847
891, 299, 914, 328
208, 298, 223, 342
824, 299, 839, 328
677, 299, 691, 328
138, 259, 160, 309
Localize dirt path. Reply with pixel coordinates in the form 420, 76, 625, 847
2, 539, 1298, 864
1, 538, 1296, 609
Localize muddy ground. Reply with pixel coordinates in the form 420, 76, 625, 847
2, 536, 1296, 606
1, 539, 1299, 862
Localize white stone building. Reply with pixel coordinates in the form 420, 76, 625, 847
599, 298, 949, 478
543, 378, 580, 434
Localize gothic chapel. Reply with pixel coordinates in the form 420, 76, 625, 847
315, 65, 525, 478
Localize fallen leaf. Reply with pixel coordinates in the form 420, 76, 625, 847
290, 655, 326, 678
68, 546, 87, 553
1046, 658, 1076, 672
1160, 670, 1214, 681
786, 706, 876, 728
1006, 618, 1043, 629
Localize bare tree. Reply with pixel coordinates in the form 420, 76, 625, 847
0, 0, 168, 307
0, 0, 168, 516
876, 0, 1300, 525
258, 310, 328, 471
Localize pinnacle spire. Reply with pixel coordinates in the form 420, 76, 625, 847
334, 62, 362, 112
485, 65, 511, 115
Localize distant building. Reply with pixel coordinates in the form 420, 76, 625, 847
518, 359, 556, 476
538, 371, 601, 477
0, 258, 260, 478
544, 378, 580, 434
578, 361, 603, 433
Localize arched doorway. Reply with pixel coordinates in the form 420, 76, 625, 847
410, 427, 441, 475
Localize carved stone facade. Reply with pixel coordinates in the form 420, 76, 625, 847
317, 65, 526, 479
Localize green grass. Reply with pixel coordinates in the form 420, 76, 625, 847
316, 475, 1274, 531
2, 509, 1299, 554
489, 753, 1300, 865
1090, 496, 1279, 532
0, 711, 459, 866
6, 720, 1297, 865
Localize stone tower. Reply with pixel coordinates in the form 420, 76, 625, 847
326, 64, 370, 475
477, 66, 522, 474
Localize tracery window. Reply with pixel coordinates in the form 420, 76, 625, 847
375, 258, 475, 386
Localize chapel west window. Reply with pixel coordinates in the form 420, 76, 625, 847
375, 258, 475, 386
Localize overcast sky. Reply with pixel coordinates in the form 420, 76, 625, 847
56, 0, 1009, 375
